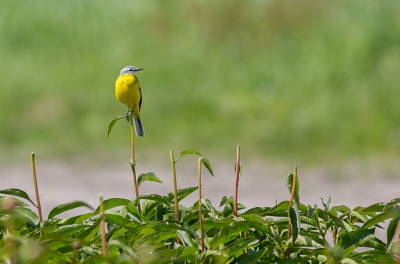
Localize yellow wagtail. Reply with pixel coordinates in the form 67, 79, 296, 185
115, 65, 145, 137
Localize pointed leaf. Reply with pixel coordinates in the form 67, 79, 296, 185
178, 246, 197, 263
104, 214, 130, 225
201, 158, 214, 176
94, 198, 130, 214
54, 224, 90, 236
177, 230, 194, 247
137, 172, 163, 187
286, 173, 300, 204
13, 207, 40, 226
108, 240, 138, 258
267, 201, 290, 216
166, 186, 198, 203
240, 214, 265, 224
107, 116, 125, 138
338, 228, 375, 249
225, 236, 258, 258
129, 159, 136, 172
321, 197, 331, 211
175, 149, 202, 162
211, 222, 250, 248
199, 250, 228, 263
289, 202, 300, 244
387, 217, 400, 250
137, 194, 171, 207
48, 201, 94, 219
238, 248, 269, 264
152, 220, 198, 238
352, 250, 397, 263
362, 208, 400, 229
0, 188, 36, 206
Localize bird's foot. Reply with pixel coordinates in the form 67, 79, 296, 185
125, 110, 133, 122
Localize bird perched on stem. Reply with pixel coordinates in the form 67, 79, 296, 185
115, 65, 145, 137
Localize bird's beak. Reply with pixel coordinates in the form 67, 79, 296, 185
135, 68, 144, 72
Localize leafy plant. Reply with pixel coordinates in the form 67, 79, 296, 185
1, 152, 399, 263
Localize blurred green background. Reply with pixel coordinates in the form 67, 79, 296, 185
1, 0, 400, 165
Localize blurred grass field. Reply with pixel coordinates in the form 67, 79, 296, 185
1, 0, 400, 165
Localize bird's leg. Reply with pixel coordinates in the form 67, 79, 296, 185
125, 108, 132, 122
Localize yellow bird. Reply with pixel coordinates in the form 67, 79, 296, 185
115, 66, 145, 137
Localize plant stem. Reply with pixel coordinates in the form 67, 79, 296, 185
130, 114, 141, 213
287, 164, 297, 258
30, 152, 43, 223
289, 164, 297, 207
198, 158, 204, 253
99, 195, 107, 258
234, 145, 240, 217
170, 150, 180, 244
170, 151, 179, 221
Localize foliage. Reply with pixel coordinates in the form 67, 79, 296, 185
1, 167, 399, 263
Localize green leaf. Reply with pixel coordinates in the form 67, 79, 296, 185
178, 246, 197, 263
175, 149, 202, 162
152, 220, 198, 238
63, 212, 93, 225
307, 204, 316, 218
350, 210, 368, 223
137, 172, 163, 187
292, 234, 324, 247
48, 201, 94, 219
238, 248, 269, 264
211, 222, 251, 248
76, 223, 100, 240
129, 159, 136, 171
332, 205, 351, 214
289, 202, 300, 244
13, 207, 40, 226
328, 212, 353, 232
165, 186, 198, 203
387, 216, 400, 250
107, 116, 125, 138
362, 202, 386, 214
0, 188, 36, 206
267, 201, 290, 216
225, 236, 259, 258
286, 173, 300, 204
337, 228, 375, 250
137, 194, 171, 207
54, 224, 90, 236
242, 206, 273, 216
240, 214, 265, 224
220, 196, 233, 206
177, 230, 194, 247
155, 203, 165, 221
141, 199, 159, 219
201, 158, 214, 176
94, 198, 131, 214
362, 207, 400, 229
105, 214, 130, 225
352, 250, 397, 263
108, 240, 138, 258
199, 250, 228, 263
321, 197, 331, 211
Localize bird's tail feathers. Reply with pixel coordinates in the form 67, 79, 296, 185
133, 117, 145, 137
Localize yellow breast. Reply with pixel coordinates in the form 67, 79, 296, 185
115, 74, 141, 111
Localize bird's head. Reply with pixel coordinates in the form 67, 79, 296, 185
119, 66, 144, 75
